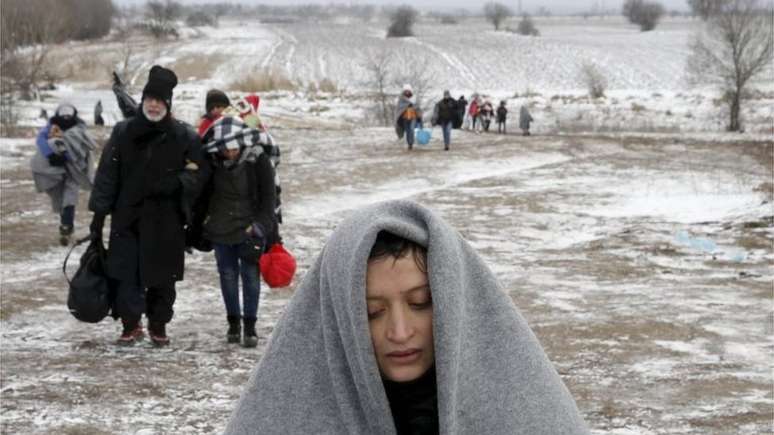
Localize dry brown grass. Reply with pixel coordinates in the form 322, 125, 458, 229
318, 77, 338, 93
228, 69, 298, 92
169, 54, 226, 81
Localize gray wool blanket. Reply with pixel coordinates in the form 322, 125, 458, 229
30, 125, 96, 211
225, 200, 589, 435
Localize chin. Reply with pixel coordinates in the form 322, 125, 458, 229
384, 366, 425, 383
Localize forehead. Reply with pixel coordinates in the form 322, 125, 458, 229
366, 254, 428, 299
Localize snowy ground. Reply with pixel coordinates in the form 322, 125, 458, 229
2, 16, 773, 435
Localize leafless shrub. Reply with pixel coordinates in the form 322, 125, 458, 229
515, 14, 540, 36
186, 11, 217, 27
581, 62, 607, 98
622, 0, 665, 31
144, 0, 182, 39
318, 78, 338, 93
439, 14, 459, 24
688, 0, 725, 19
69, 0, 114, 40
484, 2, 513, 31
387, 6, 418, 38
686, 0, 773, 131
0, 76, 19, 134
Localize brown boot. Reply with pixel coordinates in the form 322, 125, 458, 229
117, 320, 144, 346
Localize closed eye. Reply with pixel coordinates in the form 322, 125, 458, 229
367, 309, 384, 320
410, 300, 432, 310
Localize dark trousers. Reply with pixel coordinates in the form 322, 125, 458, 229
497, 121, 506, 133
113, 279, 176, 325
60, 205, 75, 227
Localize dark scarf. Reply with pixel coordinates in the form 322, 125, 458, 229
383, 366, 439, 435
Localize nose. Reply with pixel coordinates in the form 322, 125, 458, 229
386, 306, 414, 343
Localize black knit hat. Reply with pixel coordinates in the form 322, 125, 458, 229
205, 89, 230, 113
142, 65, 178, 109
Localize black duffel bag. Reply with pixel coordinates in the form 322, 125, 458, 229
63, 235, 113, 323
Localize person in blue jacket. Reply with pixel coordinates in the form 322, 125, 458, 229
31, 103, 94, 245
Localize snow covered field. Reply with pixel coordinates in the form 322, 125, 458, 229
1, 16, 773, 434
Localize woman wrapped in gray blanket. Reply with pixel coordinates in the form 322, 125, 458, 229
225, 200, 589, 435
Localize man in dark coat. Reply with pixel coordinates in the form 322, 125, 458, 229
88, 65, 206, 347
431, 90, 459, 151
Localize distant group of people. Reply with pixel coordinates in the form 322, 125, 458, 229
394, 88, 535, 152
463, 93, 534, 136
33, 66, 281, 348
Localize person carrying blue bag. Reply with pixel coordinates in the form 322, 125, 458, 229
395, 84, 420, 150
431, 90, 459, 151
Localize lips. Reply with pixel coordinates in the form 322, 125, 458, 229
386, 349, 421, 363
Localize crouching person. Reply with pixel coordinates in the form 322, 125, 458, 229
88, 65, 205, 347
192, 115, 277, 348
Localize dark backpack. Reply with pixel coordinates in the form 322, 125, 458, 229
63, 235, 114, 323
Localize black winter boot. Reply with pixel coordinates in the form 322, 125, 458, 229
59, 224, 73, 246
227, 315, 241, 344
242, 317, 258, 348
148, 321, 170, 347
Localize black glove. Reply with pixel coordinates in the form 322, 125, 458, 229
150, 173, 181, 197
89, 213, 106, 240
47, 153, 66, 167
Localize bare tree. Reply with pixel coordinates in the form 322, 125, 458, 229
393, 55, 434, 118
0, 0, 69, 100
145, 0, 182, 39
365, 49, 395, 126
687, 0, 725, 19
623, 0, 665, 31
69, 0, 114, 40
581, 62, 608, 98
387, 6, 418, 37
484, 2, 514, 31
686, 0, 774, 131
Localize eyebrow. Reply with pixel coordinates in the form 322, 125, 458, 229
366, 284, 430, 301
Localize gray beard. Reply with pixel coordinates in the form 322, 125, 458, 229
142, 105, 167, 122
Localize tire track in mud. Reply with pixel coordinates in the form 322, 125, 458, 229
260, 39, 284, 69
405, 38, 477, 88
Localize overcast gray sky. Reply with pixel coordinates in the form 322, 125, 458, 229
117, 0, 691, 14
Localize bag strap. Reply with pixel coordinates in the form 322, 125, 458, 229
62, 235, 97, 285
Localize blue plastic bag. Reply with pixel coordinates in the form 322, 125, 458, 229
415, 128, 431, 145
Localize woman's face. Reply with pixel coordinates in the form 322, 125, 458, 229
221, 148, 240, 161
366, 252, 434, 382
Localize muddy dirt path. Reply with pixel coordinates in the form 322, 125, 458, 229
1, 127, 771, 434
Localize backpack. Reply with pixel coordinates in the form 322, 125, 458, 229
63, 235, 114, 323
